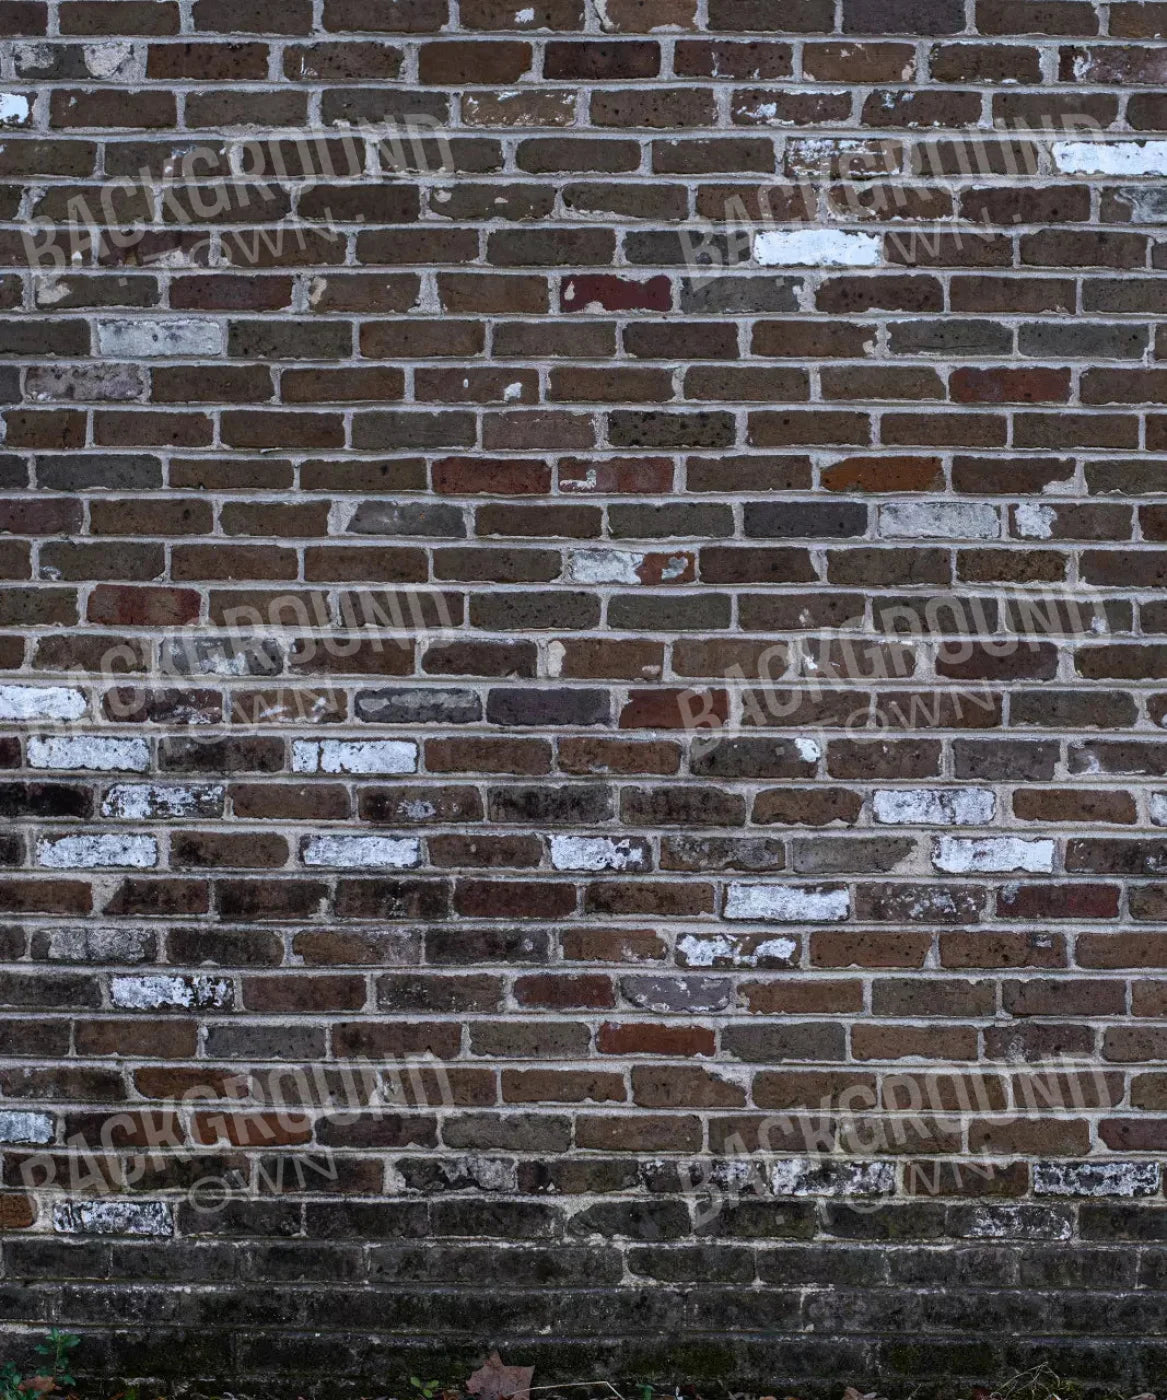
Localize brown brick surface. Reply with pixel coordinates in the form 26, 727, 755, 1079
1, 1, 1166, 1391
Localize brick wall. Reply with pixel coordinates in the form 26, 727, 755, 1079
1, 0, 1167, 1390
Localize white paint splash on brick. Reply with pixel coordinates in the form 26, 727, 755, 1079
932, 836, 1055, 874
102, 784, 223, 820
754, 229, 883, 267
0, 686, 86, 721
770, 1158, 894, 1197
0, 93, 30, 127
0, 1110, 54, 1144
29, 735, 149, 772
756, 935, 800, 961
677, 933, 735, 966
302, 834, 420, 868
549, 835, 649, 871
83, 41, 141, 79
1034, 1161, 1159, 1197
879, 501, 1000, 540
568, 549, 642, 584
53, 1200, 173, 1237
37, 833, 157, 869
1053, 140, 1167, 176
795, 738, 821, 762
96, 318, 224, 358
957, 1204, 1072, 1241
874, 788, 996, 826
724, 883, 850, 922
36, 276, 71, 307
161, 634, 280, 678
292, 738, 418, 774
110, 975, 232, 1010
1109, 185, 1167, 224
42, 926, 153, 963
13, 41, 50, 70
1152, 793, 1167, 827
678, 932, 798, 966
1014, 502, 1056, 539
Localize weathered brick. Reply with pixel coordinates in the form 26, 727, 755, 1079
0, 0, 1162, 1382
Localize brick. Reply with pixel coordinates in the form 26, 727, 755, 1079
54, 1201, 172, 1237
36, 834, 157, 869
28, 736, 149, 773
0, 686, 86, 721
932, 837, 1056, 875
291, 739, 417, 774
724, 883, 850, 923
0, 0, 1160, 1377
873, 789, 995, 826
754, 230, 882, 267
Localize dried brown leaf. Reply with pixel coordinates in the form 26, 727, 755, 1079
466, 1353, 534, 1400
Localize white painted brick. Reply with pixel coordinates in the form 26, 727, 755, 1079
53, 1200, 173, 1237
301, 834, 420, 868
0, 685, 86, 721
677, 932, 797, 967
0, 1110, 54, 1144
724, 883, 850, 922
751, 935, 799, 963
879, 501, 999, 540
101, 783, 223, 820
566, 549, 690, 585
28, 735, 149, 772
96, 318, 224, 358
1034, 1161, 1159, 1198
873, 788, 996, 826
0, 93, 31, 127
568, 549, 642, 584
676, 933, 735, 967
549, 835, 650, 871
957, 1204, 1072, 1241
110, 974, 232, 1010
40, 926, 154, 963
37, 833, 157, 869
1153, 793, 1167, 827
770, 1158, 895, 1197
1013, 502, 1056, 539
932, 836, 1055, 874
1053, 139, 1167, 177
704, 1158, 763, 1194
82, 40, 143, 80
754, 229, 882, 267
292, 738, 418, 774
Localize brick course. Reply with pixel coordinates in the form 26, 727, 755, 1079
1, 0, 1167, 1391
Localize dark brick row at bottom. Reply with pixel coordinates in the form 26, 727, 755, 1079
12, 1279, 1167, 1333
2, 1311, 1165, 1399
5, 1237, 1167, 1287
7, 1233, 1167, 1387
